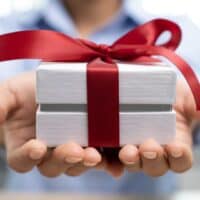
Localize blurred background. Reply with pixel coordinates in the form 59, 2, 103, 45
0, 0, 199, 199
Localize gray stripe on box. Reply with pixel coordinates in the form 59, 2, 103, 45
40, 104, 172, 112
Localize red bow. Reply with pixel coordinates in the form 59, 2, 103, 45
0, 19, 199, 147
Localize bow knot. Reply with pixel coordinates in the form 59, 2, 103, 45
78, 38, 112, 62
98, 44, 110, 54
97, 44, 113, 63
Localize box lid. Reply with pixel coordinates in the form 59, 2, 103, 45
36, 62, 176, 104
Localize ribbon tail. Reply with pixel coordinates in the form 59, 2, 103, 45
150, 47, 200, 110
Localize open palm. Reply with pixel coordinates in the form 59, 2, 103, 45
118, 80, 196, 176
0, 72, 104, 177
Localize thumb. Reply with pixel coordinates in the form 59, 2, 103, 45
0, 81, 18, 124
184, 85, 200, 123
175, 79, 200, 122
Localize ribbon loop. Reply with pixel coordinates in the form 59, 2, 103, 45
151, 19, 182, 50
112, 18, 181, 50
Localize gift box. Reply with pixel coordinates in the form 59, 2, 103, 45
0, 18, 198, 147
36, 62, 176, 147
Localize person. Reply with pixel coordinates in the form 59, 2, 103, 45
0, 0, 199, 195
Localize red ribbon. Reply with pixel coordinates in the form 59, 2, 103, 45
0, 19, 199, 147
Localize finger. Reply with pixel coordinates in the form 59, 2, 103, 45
175, 80, 200, 122
38, 142, 84, 177
105, 160, 124, 178
83, 147, 102, 167
65, 147, 102, 177
66, 152, 105, 177
139, 139, 169, 177
103, 148, 124, 178
0, 82, 17, 123
119, 144, 141, 172
165, 140, 193, 173
7, 139, 47, 173
169, 98, 193, 173
65, 163, 90, 177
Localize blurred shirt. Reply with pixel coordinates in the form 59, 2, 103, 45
0, 0, 200, 195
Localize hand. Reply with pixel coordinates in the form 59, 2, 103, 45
0, 72, 107, 177
119, 79, 198, 176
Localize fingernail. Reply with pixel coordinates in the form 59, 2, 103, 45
143, 152, 157, 159
65, 157, 82, 163
29, 150, 43, 160
171, 150, 183, 158
125, 161, 137, 165
83, 162, 97, 167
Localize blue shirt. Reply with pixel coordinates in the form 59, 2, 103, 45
1, 0, 200, 195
